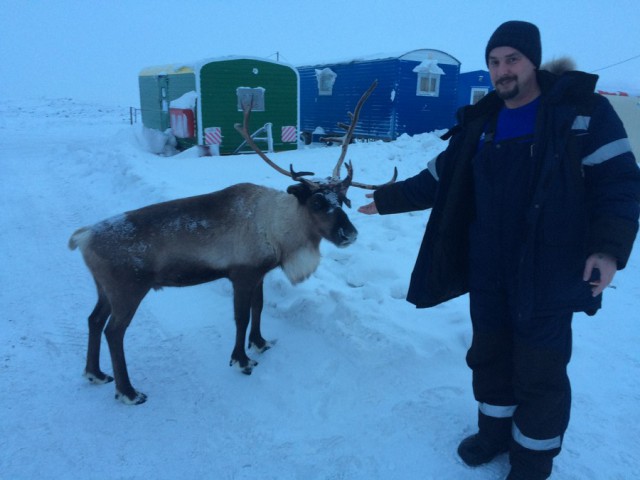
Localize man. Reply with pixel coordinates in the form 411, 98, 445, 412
358, 20, 640, 479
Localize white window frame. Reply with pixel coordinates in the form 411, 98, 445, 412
470, 87, 489, 104
315, 68, 337, 96
413, 59, 445, 97
236, 87, 265, 112
416, 73, 441, 97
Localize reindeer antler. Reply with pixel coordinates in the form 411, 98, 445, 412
234, 100, 315, 183
235, 82, 397, 194
351, 166, 398, 190
323, 80, 378, 180
321, 79, 398, 190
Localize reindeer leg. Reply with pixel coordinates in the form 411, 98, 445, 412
248, 279, 273, 353
104, 288, 149, 405
84, 284, 113, 384
229, 272, 260, 374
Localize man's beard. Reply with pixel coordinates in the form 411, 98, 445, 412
495, 76, 519, 100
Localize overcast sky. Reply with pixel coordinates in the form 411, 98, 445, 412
2, 0, 639, 105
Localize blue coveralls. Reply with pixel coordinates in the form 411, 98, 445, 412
467, 98, 570, 463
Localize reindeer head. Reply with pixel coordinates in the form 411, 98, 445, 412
286, 176, 357, 247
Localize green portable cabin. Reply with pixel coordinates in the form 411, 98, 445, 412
138, 56, 299, 155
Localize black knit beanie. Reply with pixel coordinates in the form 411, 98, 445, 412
485, 21, 541, 68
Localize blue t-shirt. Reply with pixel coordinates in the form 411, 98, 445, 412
493, 97, 540, 143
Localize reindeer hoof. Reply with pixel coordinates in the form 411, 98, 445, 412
249, 339, 277, 354
84, 370, 114, 385
115, 390, 148, 405
230, 358, 258, 375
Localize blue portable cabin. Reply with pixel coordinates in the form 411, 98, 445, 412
456, 70, 493, 111
297, 49, 461, 142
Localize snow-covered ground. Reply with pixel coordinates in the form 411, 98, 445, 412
1, 98, 638, 479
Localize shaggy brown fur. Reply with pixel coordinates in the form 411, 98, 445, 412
540, 57, 577, 75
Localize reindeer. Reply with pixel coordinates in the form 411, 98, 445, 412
69, 80, 396, 405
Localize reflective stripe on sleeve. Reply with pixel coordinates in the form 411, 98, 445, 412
512, 423, 562, 451
478, 402, 517, 418
582, 138, 632, 166
571, 115, 591, 130
427, 156, 439, 181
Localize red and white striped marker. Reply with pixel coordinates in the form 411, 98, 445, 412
204, 127, 222, 145
281, 126, 297, 143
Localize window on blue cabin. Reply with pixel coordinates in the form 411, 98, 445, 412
413, 60, 445, 97
471, 87, 489, 104
315, 68, 337, 96
417, 73, 441, 96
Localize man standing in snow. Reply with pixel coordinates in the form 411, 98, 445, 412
358, 20, 640, 479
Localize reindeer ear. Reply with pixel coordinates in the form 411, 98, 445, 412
286, 183, 312, 203
336, 180, 352, 209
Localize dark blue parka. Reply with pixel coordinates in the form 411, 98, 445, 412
373, 69, 640, 319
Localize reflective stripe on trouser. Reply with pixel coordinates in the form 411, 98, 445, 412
479, 402, 516, 419
512, 422, 562, 451
479, 402, 563, 451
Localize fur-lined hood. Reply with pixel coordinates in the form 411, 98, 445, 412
540, 57, 577, 75
537, 58, 598, 104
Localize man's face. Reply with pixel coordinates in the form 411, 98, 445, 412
488, 46, 538, 105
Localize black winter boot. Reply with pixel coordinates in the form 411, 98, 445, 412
457, 412, 511, 466
506, 439, 558, 479
458, 433, 509, 466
